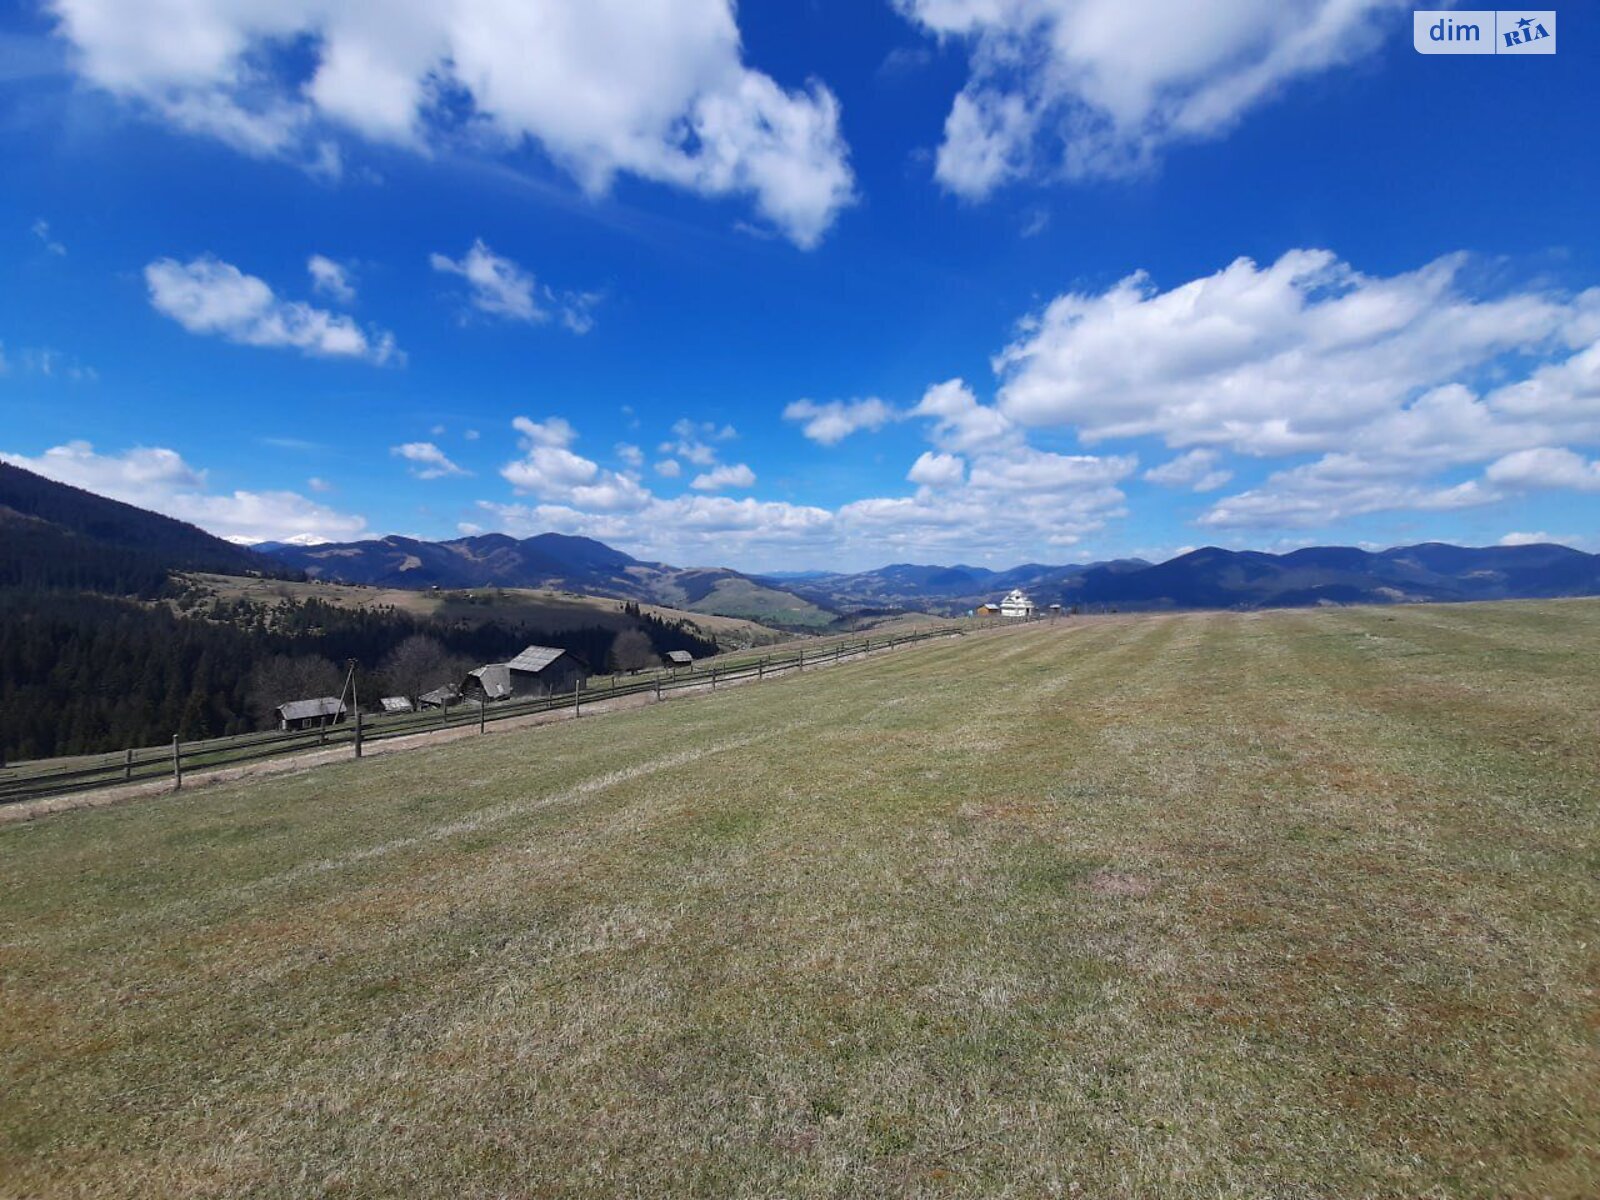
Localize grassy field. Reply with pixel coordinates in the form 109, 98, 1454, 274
2, 602, 1597, 1197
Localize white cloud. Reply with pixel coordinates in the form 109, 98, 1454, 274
996, 250, 1578, 454
31, 217, 65, 255
1486, 447, 1600, 493
431, 240, 541, 323
1499, 531, 1553, 547
392, 441, 469, 480
655, 458, 682, 478
474, 412, 1132, 569
899, 0, 1405, 197
501, 415, 650, 511
52, 0, 854, 247
464, 429, 481, 441
914, 377, 1017, 452
307, 476, 334, 493
1144, 448, 1232, 491
307, 254, 355, 304
907, 450, 965, 488
691, 462, 757, 491
660, 418, 725, 466
430, 239, 600, 332
145, 255, 400, 364
615, 442, 644, 467
1199, 468, 1500, 530
783, 397, 899, 445
512, 416, 578, 448
0, 440, 368, 542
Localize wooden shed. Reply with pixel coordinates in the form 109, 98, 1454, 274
275, 697, 347, 732
462, 644, 586, 702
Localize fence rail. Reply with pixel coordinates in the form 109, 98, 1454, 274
0, 622, 991, 806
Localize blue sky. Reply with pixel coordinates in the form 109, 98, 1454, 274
2, 1, 1597, 571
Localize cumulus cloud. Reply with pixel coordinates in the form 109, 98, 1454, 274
783, 397, 899, 445
914, 378, 1017, 452
907, 451, 965, 488
392, 441, 469, 479
1486, 447, 1600, 493
898, 0, 1406, 197
691, 462, 757, 491
145, 255, 400, 364
0, 440, 368, 542
615, 442, 644, 467
996, 250, 1581, 454
51, 0, 854, 246
307, 254, 355, 303
1199, 469, 1499, 530
501, 415, 650, 511
468, 410, 1134, 570
1144, 448, 1232, 491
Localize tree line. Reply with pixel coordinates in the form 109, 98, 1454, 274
0, 590, 719, 762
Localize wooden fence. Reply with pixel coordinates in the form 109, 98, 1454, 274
0, 623, 982, 806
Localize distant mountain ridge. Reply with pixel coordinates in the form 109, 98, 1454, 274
264, 531, 837, 628
265, 527, 1600, 615
777, 543, 1600, 612
5, 462, 1597, 616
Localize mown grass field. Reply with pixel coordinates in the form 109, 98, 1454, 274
2, 602, 1597, 1198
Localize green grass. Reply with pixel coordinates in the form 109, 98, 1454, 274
2, 602, 1597, 1197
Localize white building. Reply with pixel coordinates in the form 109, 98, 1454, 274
1000, 588, 1035, 618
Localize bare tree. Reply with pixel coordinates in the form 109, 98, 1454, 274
609, 629, 658, 675
248, 654, 344, 727
378, 635, 464, 706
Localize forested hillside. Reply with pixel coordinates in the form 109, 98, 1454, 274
0, 591, 717, 761
0, 462, 289, 596
0, 468, 724, 761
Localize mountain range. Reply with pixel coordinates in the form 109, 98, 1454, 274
263, 526, 1600, 615
264, 530, 837, 627
772, 543, 1600, 612
5, 461, 1599, 617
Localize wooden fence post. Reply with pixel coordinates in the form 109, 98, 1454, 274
171, 735, 182, 791
799, 648, 805, 672
655, 677, 662, 701
125, 747, 133, 781
758, 658, 765, 680
574, 680, 581, 717
479, 699, 487, 734
354, 708, 363, 759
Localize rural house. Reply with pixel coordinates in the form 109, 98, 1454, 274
379, 696, 414, 714
975, 603, 1002, 616
462, 644, 586, 702
1000, 589, 1036, 618
417, 686, 459, 710
665, 650, 694, 668
275, 697, 347, 732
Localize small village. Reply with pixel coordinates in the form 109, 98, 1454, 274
273, 591, 1055, 732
